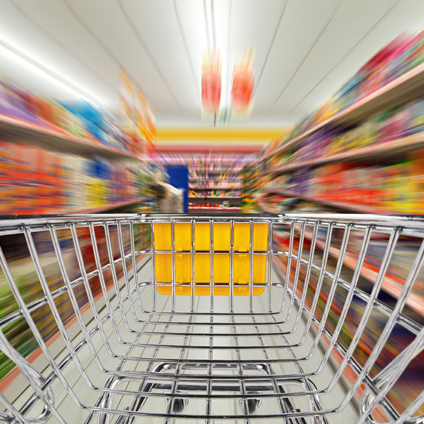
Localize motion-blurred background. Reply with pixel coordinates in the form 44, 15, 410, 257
0, 0, 424, 420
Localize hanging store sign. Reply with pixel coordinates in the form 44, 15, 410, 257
231, 50, 254, 113
202, 51, 221, 113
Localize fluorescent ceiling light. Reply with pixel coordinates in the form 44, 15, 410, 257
204, 0, 214, 51
0, 39, 104, 106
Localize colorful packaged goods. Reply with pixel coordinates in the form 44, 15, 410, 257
271, 30, 424, 154
267, 150, 424, 215
0, 141, 146, 214
0, 72, 149, 157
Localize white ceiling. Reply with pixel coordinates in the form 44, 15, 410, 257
0, 0, 423, 127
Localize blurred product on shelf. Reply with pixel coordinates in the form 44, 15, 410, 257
188, 190, 241, 198
0, 72, 160, 215
0, 141, 147, 214
188, 203, 241, 212
264, 152, 424, 214
260, 29, 424, 159
267, 96, 424, 172
143, 162, 171, 213
254, 29, 424, 216
0, 78, 146, 156
155, 153, 252, 212
155, 153, 254, 169
189, 182, 241, 189
161, 184, 184, 213
241, 164, 261, 213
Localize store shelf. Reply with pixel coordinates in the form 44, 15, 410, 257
261, 61, 424, 161
269, 132, 424, 175
189, 186, 242, 190
4, 198, 148, 216
189, 178, 241, 182
189, 196, 242, 200
188, 206, 241, 211
191, 169, 243, 175
0, 113, 139, 161
76, 198, 148, 214
265, 189, 422, 215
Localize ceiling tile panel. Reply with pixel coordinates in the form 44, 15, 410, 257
0, 0, 115, 104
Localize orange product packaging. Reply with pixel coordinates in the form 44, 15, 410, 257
11, 143, 28, 213
407, 151, 424, 212
21, 145, 42, 213
380, 165, 400, 210
326, 163, 350, 199
0, 141, 14, 213
348, 167, 370, 204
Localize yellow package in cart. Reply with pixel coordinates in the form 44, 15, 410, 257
153, 221, 269, 295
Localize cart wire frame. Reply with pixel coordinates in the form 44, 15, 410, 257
0, 213, 422, 423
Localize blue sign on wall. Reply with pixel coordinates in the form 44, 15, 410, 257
166, 166, 189, 213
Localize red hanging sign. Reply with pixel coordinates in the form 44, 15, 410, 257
202, 52, 221, 113
231, 50, 254, 113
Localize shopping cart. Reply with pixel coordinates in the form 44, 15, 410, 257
0, 213, 423, 423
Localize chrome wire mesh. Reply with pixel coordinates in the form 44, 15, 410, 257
0, 213, 423, 423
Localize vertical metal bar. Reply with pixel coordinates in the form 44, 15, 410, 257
104, 223, 133, 332
117, 221, 139, 322
205, 315, 213, 424
210, 218, 214, 313
267, 221, 273, 313
51, 224, 111, 370
305, 223, 351, 360
284, 221, 306, 323
87, 223, 128, 346
312, 225, 373, 373
26, 225, 104, 389
231, 315, 251, 424
163, 315, 193, 424
69, 223, 119, 368
230, 219, 235, 313
280, 221, 295, 315
191, 219, 195, 313
151, 221, 157, 312
129, 220, 144, 313
297, 222, 333, 346
171, 219, 176, 313
249, 220, 254, 313
290, 221, 318, 334
325, 228, 399, 392
73, 222, 132, 350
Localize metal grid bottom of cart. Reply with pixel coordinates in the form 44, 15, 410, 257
0, 213, 423, 424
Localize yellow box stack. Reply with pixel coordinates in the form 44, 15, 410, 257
154, 222, 269, 295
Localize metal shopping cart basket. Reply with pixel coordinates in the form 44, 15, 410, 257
0, 213, 423, 423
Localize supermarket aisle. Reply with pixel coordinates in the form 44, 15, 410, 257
1, 1, 424, 423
